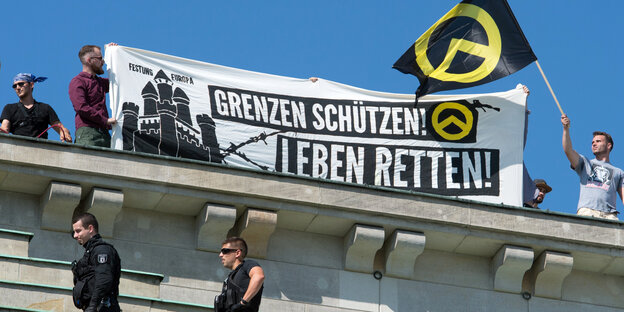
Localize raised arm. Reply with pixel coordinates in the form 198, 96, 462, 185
561, 114, 580, 169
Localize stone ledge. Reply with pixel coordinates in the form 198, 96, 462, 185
344, 224, 385, 273
382, 230, 425, 279
39, 181, 81, 233
2, 135, 624, 250
231, 208, 277, 258
0, 305, 49, 312
525, 251, 573, 299
80, 187, 124, 238
0, 228, 34, 258
0, 254, 163, 298
491, 245, 534, 293
0, 254, 164, 279
0, 228, 34, 238
0, 279, 213, 311
196, 203, 237, 252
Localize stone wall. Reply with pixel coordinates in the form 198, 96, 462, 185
0, 135, 624, 311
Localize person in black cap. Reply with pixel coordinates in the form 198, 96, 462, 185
1, 73, 72, 141
524, 178, 552, 208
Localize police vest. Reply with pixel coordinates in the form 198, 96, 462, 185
214, 264, 246, 312
71, 239, 120, 309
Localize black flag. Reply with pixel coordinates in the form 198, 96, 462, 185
393, 0, 536, 98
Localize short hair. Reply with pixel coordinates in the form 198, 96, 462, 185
72, 212, 99, 233
222, 237, 248, 258
78, 45, 101, 64
593, 131, 614, 150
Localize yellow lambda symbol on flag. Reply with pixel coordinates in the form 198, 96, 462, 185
431, 102, 474, 141
414, 3, 502, 83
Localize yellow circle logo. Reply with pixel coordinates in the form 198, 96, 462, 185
414, 3, 501, 83
431, 102, 474, 141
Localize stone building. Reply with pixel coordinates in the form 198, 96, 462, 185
1, 134, 624, 311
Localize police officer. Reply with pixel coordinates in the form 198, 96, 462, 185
71, 213, 121, 312
215, 237, 265, 312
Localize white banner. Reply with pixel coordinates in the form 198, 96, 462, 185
106, 46, 526, 206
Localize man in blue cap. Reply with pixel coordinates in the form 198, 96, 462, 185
1, 73, 72, 141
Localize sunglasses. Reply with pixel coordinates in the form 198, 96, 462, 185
12, 82, 28, 89
220, 248, 238, 255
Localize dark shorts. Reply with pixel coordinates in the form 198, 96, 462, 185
75, 127, 111, 148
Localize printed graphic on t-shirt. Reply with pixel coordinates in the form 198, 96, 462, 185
587, 164, 613, 190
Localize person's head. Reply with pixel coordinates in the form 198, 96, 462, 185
219, 237, 248, 269
533, 179, 552, 204
78, 45, 105, 75
11, 73, 46, 100
592, 131, 613, 157
72, 212, 99, 245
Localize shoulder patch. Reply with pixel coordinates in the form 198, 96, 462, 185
97, 254, 108, 264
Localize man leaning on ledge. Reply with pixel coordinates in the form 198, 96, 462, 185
1, 73, 71, 141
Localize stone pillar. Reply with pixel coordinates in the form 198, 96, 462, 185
525, 251, 573, 299
40, 181, 81, 232
231, 208, 277, 259
196, 203, 237, 252
491, 245, 534, 293
343, 224, 385, 273
382, 230, 426, 279
81, 188, 123, 238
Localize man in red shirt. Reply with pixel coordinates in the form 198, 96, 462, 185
69, 44, 117, 147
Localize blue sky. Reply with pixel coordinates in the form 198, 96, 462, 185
1, 1, 622, 216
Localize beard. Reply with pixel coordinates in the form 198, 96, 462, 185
535, 194, 544, 204
92, 64, 105, 75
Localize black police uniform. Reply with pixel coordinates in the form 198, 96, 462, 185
72, 234, 121, 312
215, 260, 263, 312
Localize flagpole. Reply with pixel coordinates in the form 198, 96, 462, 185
535, 60, 564, 115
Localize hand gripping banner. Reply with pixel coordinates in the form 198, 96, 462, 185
106, 46, 526, 206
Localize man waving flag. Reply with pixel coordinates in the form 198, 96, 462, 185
393, 0, 536, 98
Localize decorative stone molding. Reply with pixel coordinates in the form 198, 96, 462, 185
491, 245, 534, 293
231, 208, 277, 259
382, 230, 425, 279
525, 251, 573, 299
343, 224, 385, 273
196, 203, 237, 252
81, 188, 124, 238
40, 181, 81, 232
